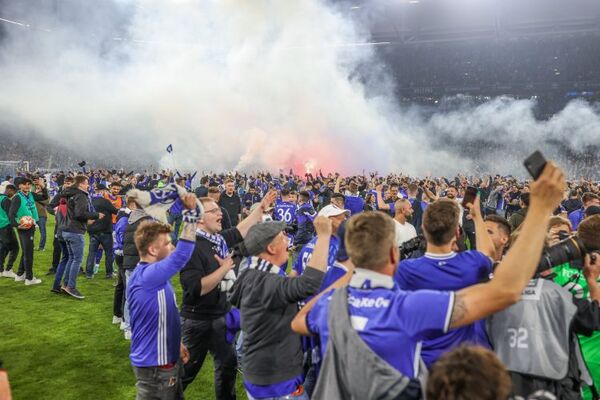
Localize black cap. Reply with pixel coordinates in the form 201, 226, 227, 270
243, 221, 287, 256
96, 184, 108, 191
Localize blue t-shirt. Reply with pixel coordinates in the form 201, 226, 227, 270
307, 268, 453, 378
273, 200, 296, 225
244, 375, 303, 399
394, 251, 493, 367
128, 240, 195, 367
292, 235, 339, 276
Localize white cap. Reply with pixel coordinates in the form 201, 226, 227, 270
318, 204, 351, 218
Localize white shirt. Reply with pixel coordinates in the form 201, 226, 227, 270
394, 219, 417, 247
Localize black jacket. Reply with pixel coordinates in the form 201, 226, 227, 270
61, 187, 99, 234
87, 197, 118, 234
218, 193, 242, 226
180, 228, 243, 320
122, 209, 152, 270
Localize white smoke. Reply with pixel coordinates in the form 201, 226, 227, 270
0, 0, 598, 177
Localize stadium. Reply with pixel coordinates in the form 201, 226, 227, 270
0, 1, 599, 400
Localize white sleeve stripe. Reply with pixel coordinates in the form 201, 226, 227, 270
443, 291, 455, 333
157, 289, 168, 366
412, 341, 423, 379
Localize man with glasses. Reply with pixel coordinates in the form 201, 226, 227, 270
179, 191, 276, 399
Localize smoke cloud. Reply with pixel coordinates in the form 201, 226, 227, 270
0, 0, 598, 177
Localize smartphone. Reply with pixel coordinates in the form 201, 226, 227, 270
524, 150, 547, 180
461, 186, 478, 208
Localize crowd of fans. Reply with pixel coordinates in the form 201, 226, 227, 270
0, 163, 599, 400
388, 35, 600, 93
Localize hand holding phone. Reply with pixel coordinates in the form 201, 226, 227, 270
524, 151, 547, 180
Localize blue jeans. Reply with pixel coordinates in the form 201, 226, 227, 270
85, 232, 114, 277
52, 233, 69, 290
37, 216, 47, 249
62, 231, 85, 289
167, 213, 182, 244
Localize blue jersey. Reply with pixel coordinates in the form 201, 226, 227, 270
128, 240, 195, 367
394, 251, 493, 367
292, 235, 339, 276
344, 194, 365, 215
273, 200, 296, 225
308, 268, 453, 378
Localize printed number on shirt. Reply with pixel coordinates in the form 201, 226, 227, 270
301, 252, 312, 270
276, 208, 293, 224
508, 328, 528, 349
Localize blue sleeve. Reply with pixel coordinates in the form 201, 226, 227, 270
307, 293, 331, 335
394, 261, 413, 290
471, 250, 493, 276
397, 290, 454, 341
114, 219, 127, 250
139, 240, 196, 289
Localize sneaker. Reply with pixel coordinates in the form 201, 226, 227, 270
25, 278, 42, 286
14, 274, 26, 282
124, 330, 132, 340
112, 316, 123, 325
119, 321, 127, 331
86, 275, 94, 280
93, 264, 100, 274
50, 287, 62, 294
63, 287, 85, 300
2, 270, 16, 278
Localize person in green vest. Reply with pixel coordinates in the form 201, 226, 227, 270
0, 184, 18, 278
8, 176, 48, 286
550, 215, 600, 400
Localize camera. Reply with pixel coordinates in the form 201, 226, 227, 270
538, 235, 597, 271
399, 234, 427, 260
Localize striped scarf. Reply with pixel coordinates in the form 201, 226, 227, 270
196, 229, 229, 258
241, 256, 281, 275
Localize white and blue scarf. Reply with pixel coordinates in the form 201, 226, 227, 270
126, 183, 202, 224
240, 256, 281, 275
196, 229, 229, 258
196, 228, 236, 292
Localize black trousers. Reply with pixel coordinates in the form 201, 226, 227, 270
181, 316, 237, 400
16, 227, 35, 280
0, 226, 19, 271
50, 232, 62, 271
113, 255, 124, 318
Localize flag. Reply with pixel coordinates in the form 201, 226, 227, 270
166, 144, 173, 153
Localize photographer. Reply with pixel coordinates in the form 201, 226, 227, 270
394, 193, 496, 368
487, 249, 600, 399
545, 215, 600, 399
